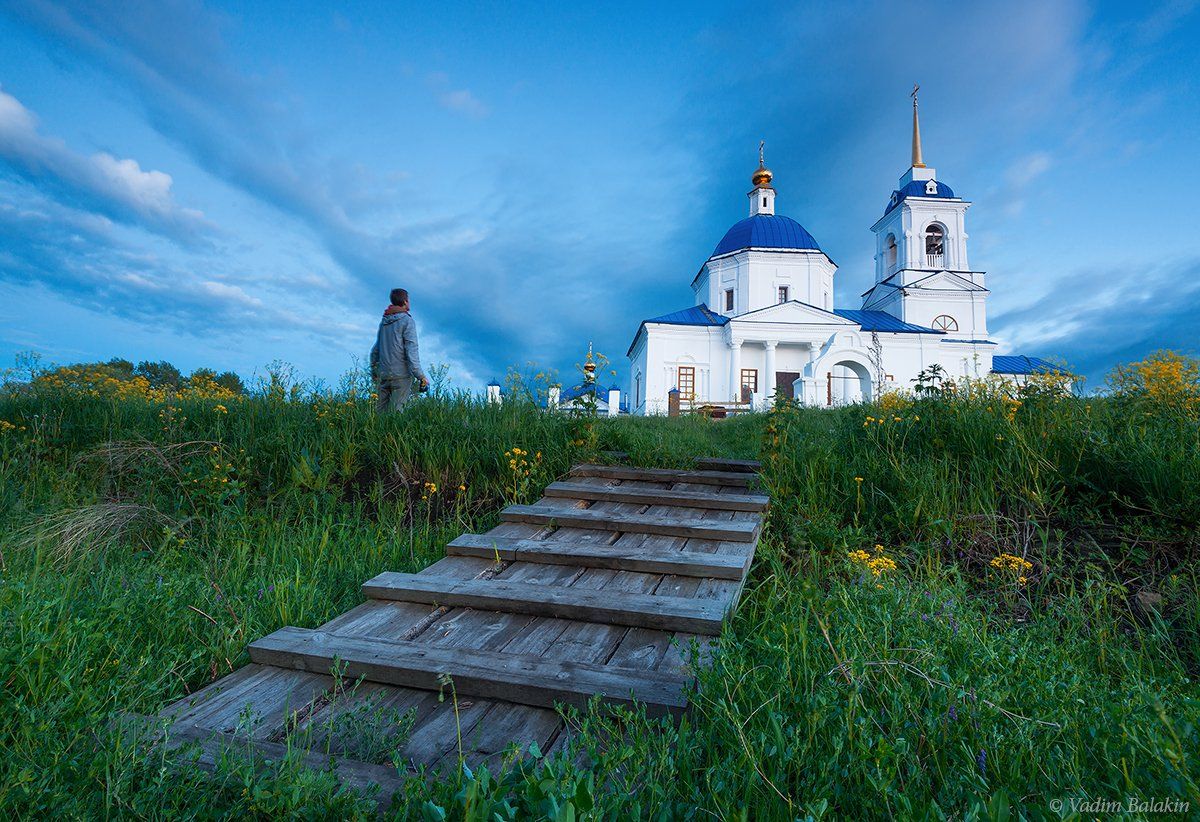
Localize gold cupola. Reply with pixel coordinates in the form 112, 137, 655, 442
751, 140, 773, 187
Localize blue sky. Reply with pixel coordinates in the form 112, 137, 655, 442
1, 0, 1197, 390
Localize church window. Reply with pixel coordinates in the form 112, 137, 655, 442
762, 196, 767, 208
931, 314, 958, 332
925, 224, 945, 267
884, 234, 898, 270
777, 286, 789, 304
677, 366, 695, 399
635, 373, 641, 408
724, 289, 734, 311
925, 179, 939, 195
740, 369, 758, 392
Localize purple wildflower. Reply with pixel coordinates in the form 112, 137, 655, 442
948, 704, 958, 721
977, 748, 987, 776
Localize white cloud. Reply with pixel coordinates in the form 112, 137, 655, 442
438, 88, 489, 119
0, 86, 211, 239
426, 72, 489, 118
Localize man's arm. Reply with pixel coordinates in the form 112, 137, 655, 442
369, 334, 380, 378
403, 315, 428, 383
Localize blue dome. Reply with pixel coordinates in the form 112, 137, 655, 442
883, 179, 956, 215
712, 214, 821, 257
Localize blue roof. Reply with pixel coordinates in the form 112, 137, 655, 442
712, 214, 821, 257
991, 355, 1058, 375
883, 179, 957, 216
643, 304, 729, 327
628, 303, 727, 357
833, 309, 942, 333
560, 383, 619, 403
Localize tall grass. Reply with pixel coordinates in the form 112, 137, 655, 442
0, 375, 1196, 818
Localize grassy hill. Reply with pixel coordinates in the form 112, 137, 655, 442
1, 358, 1196, 818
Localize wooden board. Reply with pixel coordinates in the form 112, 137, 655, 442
361, 572, 729, 635
119, 714, 411, 810
569, 463, 754, 488
693, 457, 761, 473
543, 481, 769, 512
499, 504, 760, 542
248, 627, 691, 718
445, 533, 748, 580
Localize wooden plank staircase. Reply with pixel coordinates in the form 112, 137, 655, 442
130, 458, 766, 808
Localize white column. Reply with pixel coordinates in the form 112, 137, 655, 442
607, 387, 620, 416
763, 341, 777, 406
728, 340, 742, 403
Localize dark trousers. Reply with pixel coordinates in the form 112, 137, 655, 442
376, 377, 414, 412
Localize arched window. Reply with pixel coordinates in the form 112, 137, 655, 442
884, 234, 898, 270
925, 224, 945, 267
931, 314, 958, 332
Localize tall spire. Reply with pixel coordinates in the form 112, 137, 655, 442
910, 83, 925, 169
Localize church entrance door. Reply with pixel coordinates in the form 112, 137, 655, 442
775, 372, 801, 400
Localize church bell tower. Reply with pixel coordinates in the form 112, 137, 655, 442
870, 85, 972, 283
864, 87, 989, 339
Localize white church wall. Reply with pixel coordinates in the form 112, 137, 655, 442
900, 289, 988, 338
638, 325, 727, 412
701, 249, 836, 317
628, 335, 649, 414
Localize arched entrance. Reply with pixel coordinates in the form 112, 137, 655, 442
826, 360, 873, 405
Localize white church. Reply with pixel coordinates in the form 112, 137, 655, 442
626, 92, 1054, 415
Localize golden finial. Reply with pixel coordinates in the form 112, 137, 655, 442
751, 140, 773, 187
584, 342, 596, 383
911, 83, 926, 169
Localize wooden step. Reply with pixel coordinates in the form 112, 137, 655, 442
693, 457, 761, 473
544, 481, 769, 512
361, 572, 728, 635
500, 504, 760, 542
249, 627, 690, 718
119, 713, 412, 809
569, 463, 754, 488
446, 533, 749, 580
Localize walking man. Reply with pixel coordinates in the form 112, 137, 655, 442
370, 288, 429, 412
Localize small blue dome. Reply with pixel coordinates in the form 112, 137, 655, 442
883, 180, 956, 215
712, 214, 821, 257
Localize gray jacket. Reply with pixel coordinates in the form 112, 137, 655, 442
370, 311, 426, 381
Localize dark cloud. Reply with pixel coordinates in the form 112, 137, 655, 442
0, 183, 363, 346
990, 257, 1200, 386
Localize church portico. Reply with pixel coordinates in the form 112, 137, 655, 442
626, 89, 1057, 415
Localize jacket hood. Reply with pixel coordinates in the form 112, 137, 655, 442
380, 312, 406, 326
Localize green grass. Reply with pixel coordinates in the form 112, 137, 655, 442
0, 383, 1197, 819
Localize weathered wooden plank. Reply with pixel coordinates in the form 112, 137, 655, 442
119, 714, 412, 810
543, 481, 769, 512
445, 533, 749, 580
361, 572, 728, 635
569, 463, 754, 488
249, 627, 691, 718
693, 457, 761, 473
499, 505, 760, 543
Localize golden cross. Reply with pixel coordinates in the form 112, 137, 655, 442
758, 140, 765, 167
911, 82, 919, 103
